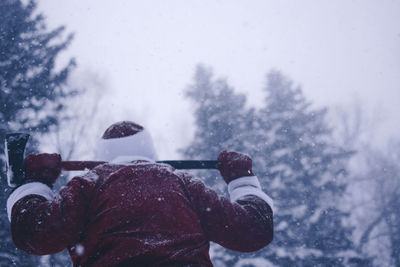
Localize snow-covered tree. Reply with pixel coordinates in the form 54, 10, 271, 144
0, 0, 75, 265
182, 65, 251, 194
183, 67, 370, 266
252, 71, 368, 266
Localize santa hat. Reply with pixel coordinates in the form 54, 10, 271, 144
94, 121, 158, 163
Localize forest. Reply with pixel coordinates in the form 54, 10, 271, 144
0, 1, 399, 266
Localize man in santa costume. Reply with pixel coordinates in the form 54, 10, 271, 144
7, 121, 274, 266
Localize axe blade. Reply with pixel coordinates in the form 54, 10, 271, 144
5, 133, 30, 187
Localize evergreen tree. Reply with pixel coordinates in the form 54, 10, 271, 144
0, 0, 75, 265
183, 67, 370, 266
183, 65, 250, 194
253, 71, 368, 266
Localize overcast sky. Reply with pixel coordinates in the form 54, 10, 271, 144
38, 0, 400, 159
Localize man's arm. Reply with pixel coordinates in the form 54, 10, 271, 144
6, 154, 95, 255
177, 151, 274, 252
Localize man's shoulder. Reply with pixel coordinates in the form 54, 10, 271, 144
171, 169, 208, 190
97, 161, 176, 178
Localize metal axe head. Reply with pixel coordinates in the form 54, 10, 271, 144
5, 133, 30, 187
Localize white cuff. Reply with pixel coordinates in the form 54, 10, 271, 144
7, 182, 54, 222
228, 176, 274, 213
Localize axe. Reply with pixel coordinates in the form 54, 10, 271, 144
5, 133, 218, 188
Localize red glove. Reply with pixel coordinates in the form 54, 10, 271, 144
24, 153, 62, 186
217, 150, 254, 184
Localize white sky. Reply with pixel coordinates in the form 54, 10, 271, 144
38, 0, 400, 159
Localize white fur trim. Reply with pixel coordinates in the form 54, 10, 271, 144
228, 176, 274, 213
7, 182, 54, 221
94, 129, 158, 162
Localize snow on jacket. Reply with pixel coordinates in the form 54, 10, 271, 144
7, 161, 274, 266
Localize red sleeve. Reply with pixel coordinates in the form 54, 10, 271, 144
10, 175, 96, 255
177, 171, 273, 252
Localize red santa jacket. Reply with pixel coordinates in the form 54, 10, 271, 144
7, 160, 274, 266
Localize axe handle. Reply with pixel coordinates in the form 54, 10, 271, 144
61, 160, 218, 171
157, 160, 218, 169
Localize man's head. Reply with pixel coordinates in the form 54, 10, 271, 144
95, 121, 158, 163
